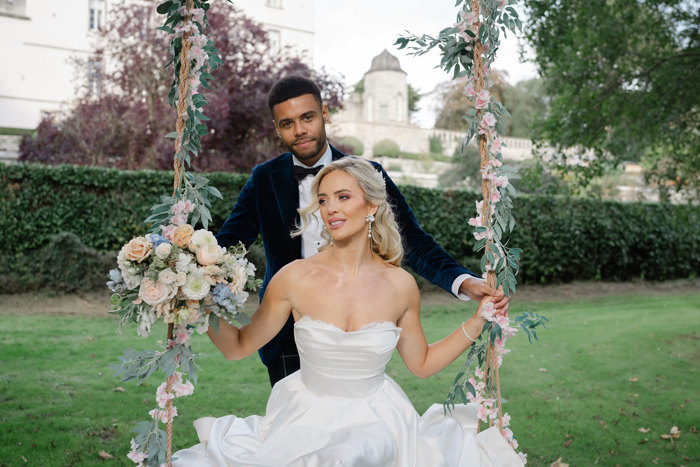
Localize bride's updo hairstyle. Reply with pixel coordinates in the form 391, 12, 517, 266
293, 157, 404, 266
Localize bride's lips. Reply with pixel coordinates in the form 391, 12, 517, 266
328, 218, 345, 230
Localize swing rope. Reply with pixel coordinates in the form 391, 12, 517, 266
470, 0, 504, 436
166, 1, 195, 464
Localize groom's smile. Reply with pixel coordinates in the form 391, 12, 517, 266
273, 94, 329, 166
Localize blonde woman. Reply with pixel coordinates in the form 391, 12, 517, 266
174, 157, 522, 466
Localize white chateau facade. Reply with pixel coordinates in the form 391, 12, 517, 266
0, 0, 314, 132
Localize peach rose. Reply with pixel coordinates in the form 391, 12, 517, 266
172, 224, 194, 248
196, 244, 224, 266
122, 237, 152, 263
138, 278, 177, 306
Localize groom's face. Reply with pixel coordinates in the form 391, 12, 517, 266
273, 93, 329, 166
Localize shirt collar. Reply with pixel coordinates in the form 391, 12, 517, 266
292, 143, 332, 168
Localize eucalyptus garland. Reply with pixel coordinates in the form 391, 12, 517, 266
398, 1, 547, 463
108, 3, 259, 467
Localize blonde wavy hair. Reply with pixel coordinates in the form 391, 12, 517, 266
292, 157, 403, 266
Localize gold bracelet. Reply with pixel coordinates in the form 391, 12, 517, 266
461, 321, 477, 342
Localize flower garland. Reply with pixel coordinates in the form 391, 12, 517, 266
398, 1, 547, 464
109, 2, 259, 466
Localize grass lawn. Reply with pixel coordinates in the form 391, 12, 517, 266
1, 292, 698, 466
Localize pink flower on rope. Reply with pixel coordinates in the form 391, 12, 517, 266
475, 90, 490, 110
474, 228, 494, 241
161, 224, 176, 242
481, 112, 496, 127
149, 406, 178, 424
490, 189, 501, 203
170, 214, 187, 226
494, 175, 509, 188
468, 217, 482, 227
465, 83, 477, 99
490, 137, 503, 154
481, 301, 497, 321
477, 405, 488, 423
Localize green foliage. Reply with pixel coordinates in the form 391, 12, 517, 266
2, 164, 698, 289
428, 136, 443, 155
372, 139, 401, 158
523, 0, 700, 193
0, 232, 116, 294
0, 127, 34, 136
438, 143, 481, 188
336, 136, 364, 156
407, 83, 422, 114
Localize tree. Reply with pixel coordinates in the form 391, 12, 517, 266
523, 0, 700, 195
19, 2, 344, 172
433, 71, 518, 132
502, 78, 548, 139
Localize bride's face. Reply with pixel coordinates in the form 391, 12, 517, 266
317, 170, 377, 243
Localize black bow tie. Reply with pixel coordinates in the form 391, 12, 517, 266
293, 165, 324, 182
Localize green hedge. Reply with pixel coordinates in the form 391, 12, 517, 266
2, 164, 698, 292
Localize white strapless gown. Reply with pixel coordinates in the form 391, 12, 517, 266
173, 317, 523, 466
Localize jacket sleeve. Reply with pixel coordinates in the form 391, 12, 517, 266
215, 168, 261, 249
377, 163, 477, 294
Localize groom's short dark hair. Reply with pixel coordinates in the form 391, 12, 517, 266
267, 76, 323, 114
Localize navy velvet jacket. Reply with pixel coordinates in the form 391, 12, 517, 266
215, 145, 475, 366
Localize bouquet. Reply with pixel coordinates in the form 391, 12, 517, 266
107, 199, 260, 465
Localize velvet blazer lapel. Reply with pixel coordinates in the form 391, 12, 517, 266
268, 153, 302, 258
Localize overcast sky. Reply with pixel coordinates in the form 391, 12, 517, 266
312, 1, 538, 127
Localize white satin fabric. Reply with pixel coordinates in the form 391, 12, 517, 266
173, 317, 523, 466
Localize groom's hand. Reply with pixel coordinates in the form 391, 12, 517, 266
459, 277, 510, 312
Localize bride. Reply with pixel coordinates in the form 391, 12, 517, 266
173, 157, 523, 466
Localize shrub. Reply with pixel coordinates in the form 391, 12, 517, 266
429, 136, 443, 154
336, 136, 364, 156
2, 163, 698, 291
373, 139, 400, 158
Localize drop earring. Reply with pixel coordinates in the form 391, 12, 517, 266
365, 214, 375, 239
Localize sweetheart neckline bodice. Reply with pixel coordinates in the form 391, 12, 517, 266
294, 314, 401, 334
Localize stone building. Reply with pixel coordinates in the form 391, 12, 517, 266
329, 49, 430, 157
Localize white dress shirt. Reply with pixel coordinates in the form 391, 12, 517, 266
293, 145, 333, 259
292, 146, 476, 300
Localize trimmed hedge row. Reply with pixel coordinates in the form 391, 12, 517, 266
2, 163, 698, 289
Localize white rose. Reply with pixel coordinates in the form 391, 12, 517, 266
175, 253, 192, 273
155, 243, 172, 259
158, 268, 177, 284
175, 272, 187, 286
196, 244, 225, 266
189, 230, 217, 251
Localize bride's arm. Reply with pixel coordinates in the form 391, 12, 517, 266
396, 275, 489, 379
207, 265, 294, 360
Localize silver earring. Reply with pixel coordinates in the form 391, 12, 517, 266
366, 214, 375, 239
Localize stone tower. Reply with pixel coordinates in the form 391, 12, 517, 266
362, 49, 409, 124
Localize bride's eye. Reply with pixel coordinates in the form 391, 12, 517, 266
318, 198, 327, 205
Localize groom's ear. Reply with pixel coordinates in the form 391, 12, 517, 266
322, 104, 329, 124
272, 120, 281, 138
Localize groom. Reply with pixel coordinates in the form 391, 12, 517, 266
216, 75, 509, 386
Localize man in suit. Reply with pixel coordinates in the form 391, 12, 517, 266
216, 76, 509, 386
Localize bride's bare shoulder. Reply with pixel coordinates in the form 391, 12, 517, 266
275, 256, 326, 281
380, 262, 419, 295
